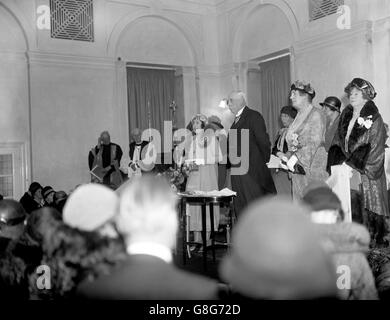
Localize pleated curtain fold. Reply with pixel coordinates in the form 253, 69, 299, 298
259, 55, 291, 142
127, 67, 175, 139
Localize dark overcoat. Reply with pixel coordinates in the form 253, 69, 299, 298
327, 101, 388, 216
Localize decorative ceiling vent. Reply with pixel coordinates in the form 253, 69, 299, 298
50, 0, 94, 42
309, 0, 344, 21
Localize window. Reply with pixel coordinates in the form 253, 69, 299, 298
309, 0, 344, 21
0, 154, 13, 198
50, 0, 94, 42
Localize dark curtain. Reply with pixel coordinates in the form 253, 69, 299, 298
259, 55, 291, 142
127, 67, 175, 140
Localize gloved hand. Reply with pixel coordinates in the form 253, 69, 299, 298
287, 155, 298, 172
280, 156, 289, 170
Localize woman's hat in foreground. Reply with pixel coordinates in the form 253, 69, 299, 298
63, 183, 119, 232
220, 197, 337, 300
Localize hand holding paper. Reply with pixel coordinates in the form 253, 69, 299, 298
267, 154, 282, 169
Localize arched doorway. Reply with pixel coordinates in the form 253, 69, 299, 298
233, 4, 295, 141
114, 15, 199, 164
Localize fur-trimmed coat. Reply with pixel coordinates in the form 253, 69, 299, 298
327, 101, 389, 216
286, 107, 328, 199
317, 222, 378, 300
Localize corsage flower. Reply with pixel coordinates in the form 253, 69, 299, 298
357, 115, 373, 129
289, 133, 300, 152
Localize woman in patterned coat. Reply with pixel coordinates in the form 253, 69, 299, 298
283, 81, 329, 199
328, 78, 389, 246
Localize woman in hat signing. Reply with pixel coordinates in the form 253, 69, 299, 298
328, 78, 389, 246
184, 114, 223, 251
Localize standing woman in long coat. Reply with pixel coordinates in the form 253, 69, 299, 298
284, 81, 328, 199
328, 78, 389, 246
184, 114, 222, 250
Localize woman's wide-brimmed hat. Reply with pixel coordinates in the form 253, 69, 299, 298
290, 80, 316, 99
187, 113, 208, 132
344, 78, 377, 100
191, 113, 207, 123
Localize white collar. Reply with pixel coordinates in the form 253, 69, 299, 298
235, 106, 246, 118
127, 242, 173, 263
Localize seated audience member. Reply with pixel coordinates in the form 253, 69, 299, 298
77, 176, 220, 300
367, 248, 390, 300
24, 207, 125, 300
0, 203, 43, 299
42, 186, 56, 207
302, 184, 378, 300
0, 242, 33, 299
219, 197, 337, 300
53, 191, 68, 215
0, 199, 27, 242
19, 182, 44, 214
63, 183, 120, 239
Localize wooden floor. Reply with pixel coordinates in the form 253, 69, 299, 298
173, 227, 229, 281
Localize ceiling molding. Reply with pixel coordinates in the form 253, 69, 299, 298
293, 20, 372, 55
27, 51, 116, 69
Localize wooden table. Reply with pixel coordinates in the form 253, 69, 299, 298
178, 193, 235, 271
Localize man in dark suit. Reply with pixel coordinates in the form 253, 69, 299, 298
76, 176, 220, 300
227, 91, 276, 217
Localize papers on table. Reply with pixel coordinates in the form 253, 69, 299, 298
267, 154, 282, 169
178, 188, 236, 197
185, 158, 205, 165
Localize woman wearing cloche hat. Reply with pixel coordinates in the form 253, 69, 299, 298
327, 78, 389, 247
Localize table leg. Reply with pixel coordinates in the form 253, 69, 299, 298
182, 198, 187, 264
209, 203, 216, 263
201, 203, 207, 271
226, 200, 234, 250
186, 210, 191, 259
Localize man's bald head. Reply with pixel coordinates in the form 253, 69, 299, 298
228, 91, 247, 115
131, 128, 142, 144
100, 131, 111, 145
